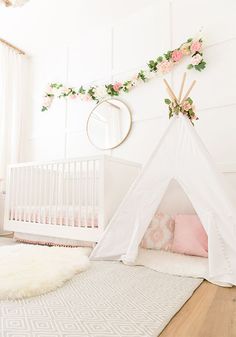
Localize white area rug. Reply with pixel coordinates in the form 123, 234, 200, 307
0, 243, 90, 300
0, 261, 202, 337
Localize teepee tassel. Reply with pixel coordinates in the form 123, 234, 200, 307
178, 72, 187, 103
181, 80, 196, 103
163, 79, 177, 102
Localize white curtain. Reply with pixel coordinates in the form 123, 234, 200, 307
0, 43, 27, 189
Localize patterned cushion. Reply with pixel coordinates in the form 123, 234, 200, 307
140, 212, 174, 250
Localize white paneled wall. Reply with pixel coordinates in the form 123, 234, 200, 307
171, 0, 236, 172
24, 0, 236, 186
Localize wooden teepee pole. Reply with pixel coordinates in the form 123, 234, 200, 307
163, 79, 177, 102
178, 72, 186, 103
181, 80, 196, 103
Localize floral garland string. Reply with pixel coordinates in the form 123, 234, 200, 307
42, 37, 206, 112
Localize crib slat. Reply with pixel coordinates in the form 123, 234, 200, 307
23, 167, 28, 222
33, 166, 37, 223
43, 165, 47, 224
79, 160, 82, 227
48, 164, 52, 225
19, 167, 23, 221
28, 166, 33, 222
92, 160, 95, 228
38, 165, 42, 224
72, 161, 76, 227
60, 162, 65, 226
17, 167, 20, 220
14, 168, 17, 221
10, 168, 15, 221
95, 160, 97, 228
54, 162, 59, 226
22, 167, 28, 221
16, 167, 20, 221
35, 165, 38, 223
85, 160, 88, 228
65, 161, 69, 227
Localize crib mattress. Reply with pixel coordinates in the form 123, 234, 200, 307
0, 261, 202, 337
10, 205, 98, 227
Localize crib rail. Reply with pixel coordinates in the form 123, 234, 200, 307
4, 157, 104, 241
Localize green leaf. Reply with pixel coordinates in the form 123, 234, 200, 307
157, 56, 163, 63
123, 80, 132, 93
123, 80, 131, 86
148, 60, 157, 72
187, 64, 194, 69
188, 109, 194, 116
164, 98, 171, 105
51, 83, 63, 90
88, 87, 96, 100
187, 38, 193, 43
187, 97, 193, 104
194, 61, 206, 72
78, 85, 86, 94
200, 61, 206, 68
164, 50, 172, 61
137, 70, 146, 81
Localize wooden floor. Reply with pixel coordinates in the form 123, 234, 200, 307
160, 280, 236, 337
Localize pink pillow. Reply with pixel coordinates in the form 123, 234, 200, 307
141, 212, 174, 250
171, 214, 208, 257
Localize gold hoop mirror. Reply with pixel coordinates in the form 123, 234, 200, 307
86, 99, 132, 150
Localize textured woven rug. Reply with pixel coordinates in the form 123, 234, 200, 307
0, 260, 202, 337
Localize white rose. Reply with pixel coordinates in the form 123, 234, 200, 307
191, 54, 202, 66
95, 86, 107, 99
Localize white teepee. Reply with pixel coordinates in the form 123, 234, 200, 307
91, 78, 236, 286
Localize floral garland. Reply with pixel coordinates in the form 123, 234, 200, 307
42, 37, 206, 111
165, 97, 198, 125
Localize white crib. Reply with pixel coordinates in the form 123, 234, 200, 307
4, 155, 140, 242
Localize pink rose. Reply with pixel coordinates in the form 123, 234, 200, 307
158, 60, 173, 74
69, 94, 77, 100
190, 41, 202, 53
113, 82, 122, 92
191, 53, 202, 65
171, 49, 183, 62
182, 101, 192, 111
83, 94, 92, 101
46, 85, 53, 94
43, 96, 53, 107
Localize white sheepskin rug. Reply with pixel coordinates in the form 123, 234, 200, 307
0, 244, 90, 300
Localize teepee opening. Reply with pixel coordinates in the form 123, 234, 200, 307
140, 178, 208, 258
155, 178, 196, 215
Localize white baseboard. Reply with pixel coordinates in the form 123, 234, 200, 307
218, 163, 236, 173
